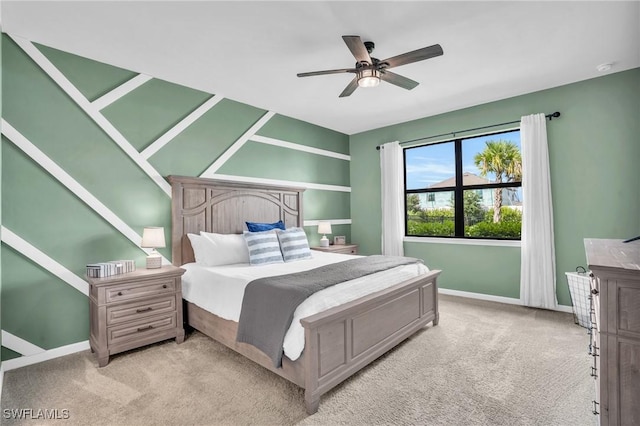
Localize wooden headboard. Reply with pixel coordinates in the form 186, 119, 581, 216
168, 175, 305, 266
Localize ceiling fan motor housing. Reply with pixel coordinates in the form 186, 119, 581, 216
364, 41, 375, 54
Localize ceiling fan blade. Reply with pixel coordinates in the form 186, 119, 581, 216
381, 44, 443, 69
339, 77, 359, 98
297, 68, 357, 77
342, 35, 372, 64
379, 70, 419, 90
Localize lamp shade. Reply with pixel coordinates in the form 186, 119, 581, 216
317, 221, 332, 235
141, 227, 166, 248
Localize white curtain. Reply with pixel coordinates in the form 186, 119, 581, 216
520, 114, 557, 309
380, 141, 404, 256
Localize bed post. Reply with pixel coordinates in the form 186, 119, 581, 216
304, 326, 321, 414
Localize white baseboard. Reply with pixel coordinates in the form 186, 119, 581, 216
551, 304, 574, 313
0, 364, 4, 403
438, 288, 574, 313
1, 340, 90, 372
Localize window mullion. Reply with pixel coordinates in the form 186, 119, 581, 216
454, 139, 464, 236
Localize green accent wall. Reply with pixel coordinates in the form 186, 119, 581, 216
257, 114, 349, 154
149, 99, 265, 177
35, 43, 137, 102
350, 68, 640, 306
101, 79, 212, 152
218, 142, 350, 186
0, 34, 350, 361
1, 347, 20, 362
2, 245, 88, 349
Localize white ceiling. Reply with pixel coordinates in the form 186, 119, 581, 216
2, 1, 639, 135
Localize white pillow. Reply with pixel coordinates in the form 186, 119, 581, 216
200, 232, 250, 265
186, 233, 218, 266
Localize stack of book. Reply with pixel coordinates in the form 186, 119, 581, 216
86, 260, 135, 278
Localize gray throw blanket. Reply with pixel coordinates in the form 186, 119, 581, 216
236, 255, 422, 367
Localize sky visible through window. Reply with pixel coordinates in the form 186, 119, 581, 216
405, 130, 521, 190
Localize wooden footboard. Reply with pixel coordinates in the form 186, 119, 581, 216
300, 269, 440, 413
184, 269, 440, 414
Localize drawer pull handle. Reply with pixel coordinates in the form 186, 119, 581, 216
590, 366, 598, 378
137, 325, 154, 332
136, 307, 153, 313
117, 291, 123, 296
591, 289, 599, 295
592, 400, 599, 415
162, 284, 167, 289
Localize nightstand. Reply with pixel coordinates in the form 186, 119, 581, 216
311, 244, 358, 255
88, 265, 185, 367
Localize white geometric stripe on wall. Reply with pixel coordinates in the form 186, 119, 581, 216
1, 330, 45, 357
91, 74, 153, 110
303, 219, 352, 226
1, 120, 170, 265
1, 340, 91, 372
1, 226, 90, 296
141, 95, 225, 159
209, 173, 351, 192
200, 110, 276, 178
9, 34, 172, 197
250, 134, 351, 161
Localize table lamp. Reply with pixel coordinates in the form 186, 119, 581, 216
318, 221, 332, 247
141, 227, 165, 269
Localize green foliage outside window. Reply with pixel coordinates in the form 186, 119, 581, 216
407, 206, 521, 239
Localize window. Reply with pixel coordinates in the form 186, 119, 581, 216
404, 129, 522, 239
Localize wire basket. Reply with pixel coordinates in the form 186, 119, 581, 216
565, 267, 592, 328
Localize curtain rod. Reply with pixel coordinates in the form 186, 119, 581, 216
376, 111, 561, 150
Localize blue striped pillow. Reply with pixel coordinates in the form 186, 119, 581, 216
277, 228, 312, 262
243, 230, 284, 266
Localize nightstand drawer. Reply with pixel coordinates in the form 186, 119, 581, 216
108, 313, 176, 346
311, 244, 358, 255
333, 246, 358, 255
106, 295, 176, 326
105, 278, 175, 304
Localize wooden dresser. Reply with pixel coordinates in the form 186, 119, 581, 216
585, 239, 640, 425
88, 265, 185, 367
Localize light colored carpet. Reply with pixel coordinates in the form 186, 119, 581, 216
1, 295, 595, 425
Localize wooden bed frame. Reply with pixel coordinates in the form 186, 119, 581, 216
168, 175, 441, 414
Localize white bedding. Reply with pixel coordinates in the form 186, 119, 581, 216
181, 251, 429, 361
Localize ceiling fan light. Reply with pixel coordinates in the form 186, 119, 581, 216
357, 69, 380, 88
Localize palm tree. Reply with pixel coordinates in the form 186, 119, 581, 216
474, 140, 522, 223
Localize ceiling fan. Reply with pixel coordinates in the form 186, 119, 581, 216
297, 35, 443, 97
